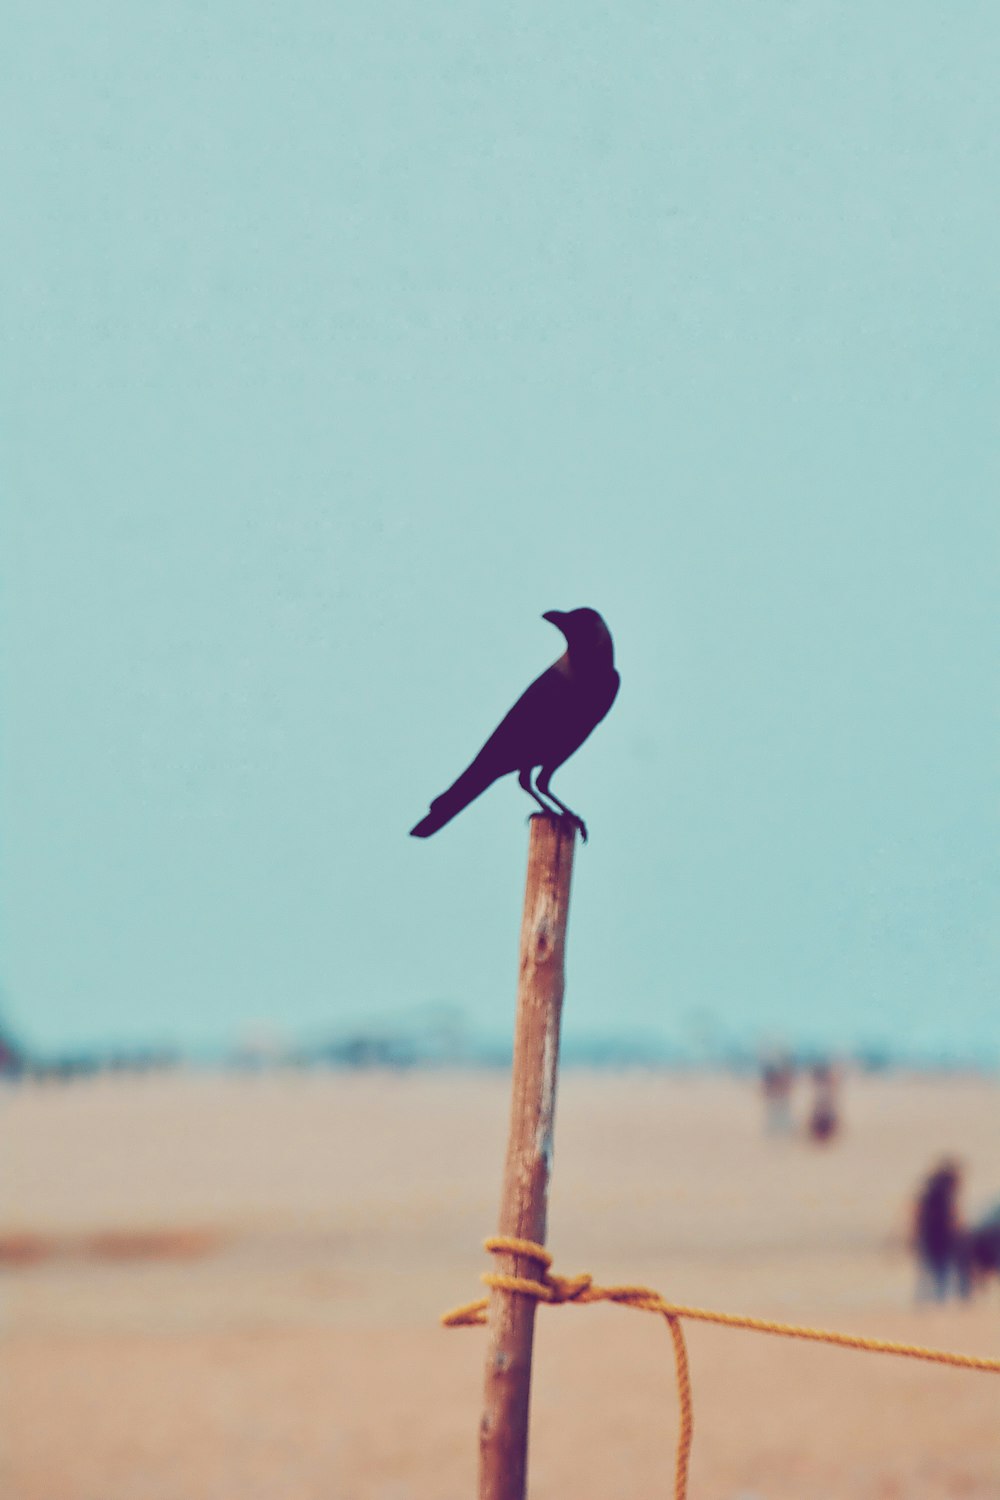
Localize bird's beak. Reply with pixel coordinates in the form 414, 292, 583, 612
542, 610, 567, 627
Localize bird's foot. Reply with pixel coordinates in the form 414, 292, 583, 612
561, 812, 588, 844
526, 809, 586, 841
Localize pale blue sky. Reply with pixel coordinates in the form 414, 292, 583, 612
3, 3, 998, 1056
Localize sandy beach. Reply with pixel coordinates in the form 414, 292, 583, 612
2, 1069, 999, 1498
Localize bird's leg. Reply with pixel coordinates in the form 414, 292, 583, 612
535, 772, 588, 844
518, 767, 561, 822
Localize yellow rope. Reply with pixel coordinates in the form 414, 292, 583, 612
665, 1313, 693, 1500
442, 1236, 1000, 1498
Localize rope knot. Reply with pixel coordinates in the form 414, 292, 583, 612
546, 1270, 593, 1303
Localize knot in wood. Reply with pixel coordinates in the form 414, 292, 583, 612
532, 918, 552, 959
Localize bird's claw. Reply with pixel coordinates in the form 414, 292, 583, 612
525, 810, 588, 843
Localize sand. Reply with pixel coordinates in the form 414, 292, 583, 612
2, 1069, 999, 1498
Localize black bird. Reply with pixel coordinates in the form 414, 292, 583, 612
410, 608, 619, 843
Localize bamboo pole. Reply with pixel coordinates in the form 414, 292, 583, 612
479, 812, 577, 1500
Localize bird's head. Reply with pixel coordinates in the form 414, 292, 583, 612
542, 608, 614, 664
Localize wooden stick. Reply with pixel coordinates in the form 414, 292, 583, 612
479, 812, 576, 1500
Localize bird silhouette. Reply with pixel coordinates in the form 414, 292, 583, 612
410, 608, 619, 843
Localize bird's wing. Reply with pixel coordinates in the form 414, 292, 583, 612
465, 663, 573, 777
536, 666, 620, 773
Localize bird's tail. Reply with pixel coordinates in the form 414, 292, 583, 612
409, 758, 502, 838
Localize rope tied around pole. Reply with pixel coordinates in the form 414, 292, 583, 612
443, 1235, 1000, 1500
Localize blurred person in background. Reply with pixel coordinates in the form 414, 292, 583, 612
807, 1060, 840, 1145
760, 1050, 795, 1136
912, 1158, 971, 1302
964, 1202, 1000, 1296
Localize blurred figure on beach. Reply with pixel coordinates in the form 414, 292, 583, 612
807, 1060, 840, 1145
760, 1050, 795, 1136
912, 1159, 971, 1302
965, 1202, 1000, 1296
